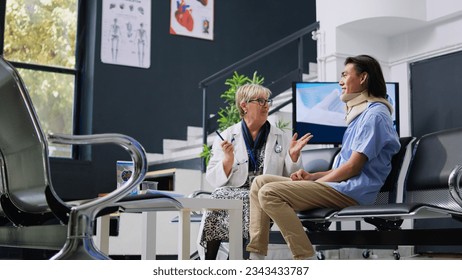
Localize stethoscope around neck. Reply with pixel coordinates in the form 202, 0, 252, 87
274, 136, 282, 153
238, 133, 283, 154
233, 133, 283, 170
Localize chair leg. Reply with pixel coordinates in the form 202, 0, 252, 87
205, 240, 221, 260
51, 210, 110, 260
51, 236, 110, 260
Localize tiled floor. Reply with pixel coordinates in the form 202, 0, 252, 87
2, 245, 462, 260
402, 253, 462, 260
315, 247, 462, 260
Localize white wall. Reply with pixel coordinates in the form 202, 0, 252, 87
315, 0, 462, 136
426, 0, 462, 20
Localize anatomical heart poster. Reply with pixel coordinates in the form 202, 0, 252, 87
170, 0, 214, 41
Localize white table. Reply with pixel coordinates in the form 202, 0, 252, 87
95, 197, 243, 260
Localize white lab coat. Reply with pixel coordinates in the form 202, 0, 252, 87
206, 121, 302, 188
198, 121, 302, 259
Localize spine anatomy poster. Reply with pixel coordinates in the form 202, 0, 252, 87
101, 0, 151, 68
170, 0, 214, 41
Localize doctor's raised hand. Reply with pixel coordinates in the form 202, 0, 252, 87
289, 132, 313, 162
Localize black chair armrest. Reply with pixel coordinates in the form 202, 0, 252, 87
449, 165, 462, 207
298, 208, 339, 221
48, 133, 147, 222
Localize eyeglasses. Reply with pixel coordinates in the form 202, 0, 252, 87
248, 98, 273, 107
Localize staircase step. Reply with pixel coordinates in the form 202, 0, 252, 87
170, 146, 204, 159
163, 139, 188, 153
187, 126, 203, 140
148, 151, 201, 165
163, 133, 215, 155
146, 153, 164, 164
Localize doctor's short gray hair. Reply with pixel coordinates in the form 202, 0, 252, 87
235, 83, 271, 117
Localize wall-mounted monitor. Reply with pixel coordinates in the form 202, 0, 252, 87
292, 82, 399, 145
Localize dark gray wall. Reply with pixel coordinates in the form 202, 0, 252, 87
50, 0, 317, 199
410, 50, 462, 139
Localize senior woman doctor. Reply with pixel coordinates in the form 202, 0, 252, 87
198, 83, 312, 260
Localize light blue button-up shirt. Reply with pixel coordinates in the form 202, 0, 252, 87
327, 102, 400, 205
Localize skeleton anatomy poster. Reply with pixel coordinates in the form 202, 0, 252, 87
101, 0, 151, 68
170, 0, 214, 41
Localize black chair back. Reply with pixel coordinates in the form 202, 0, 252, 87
375, 136, 415, 205
0, 56, 54, 226
301, 147, 341, 173
404, 127, 462, 212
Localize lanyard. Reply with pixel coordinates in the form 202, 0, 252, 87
243, 138, 259, 174
241, 120, 269, 174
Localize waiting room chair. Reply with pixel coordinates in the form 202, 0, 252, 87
0, 56, 181, 259
268, 137, 415, 259
294, 129, 462, 257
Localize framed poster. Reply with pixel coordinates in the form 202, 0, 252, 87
101, 0, 151, 68
170, 0, 214, 41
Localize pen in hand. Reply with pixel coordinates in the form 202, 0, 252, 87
216, 131, 235, 175
216, 130, 225, 141
216, 130, 235, 145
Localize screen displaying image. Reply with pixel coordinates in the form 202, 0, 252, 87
292, 82, 399, 145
